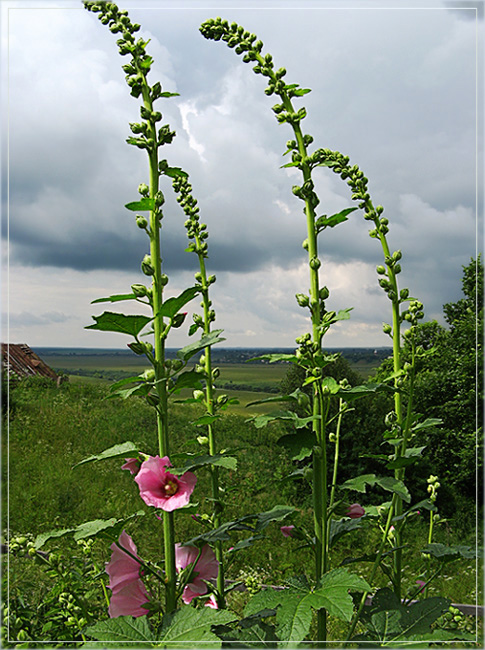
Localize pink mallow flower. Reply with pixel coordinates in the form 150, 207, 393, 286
346, 503, 365, 519
135, 455, 197, 512
416, 579, 426, 593
175, 544, 219, 605
281, 525, 295, 538
205, 594, 219, 609
106, 530, 149, 618
121, 458, 141, 476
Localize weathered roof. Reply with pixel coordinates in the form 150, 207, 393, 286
1, 343, 59, 381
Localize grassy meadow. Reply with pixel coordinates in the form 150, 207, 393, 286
3, 378, 481, 609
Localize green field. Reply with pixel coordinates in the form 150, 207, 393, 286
3, 377, 482, 646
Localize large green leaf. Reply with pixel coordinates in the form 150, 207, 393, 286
91, 293, 137, 304
124, 198, 155, 212
357, 588, 450, 644
245, 570, 370, 644
169, 452, 237, 475
340, 473, 377, 493
73, 441, 139, 469
157, 607, 236, 647
420, 543, 478, 561
157, 287, 199, 319
341, 474, 411, 503
277, 430, 315, 461
170, 369, 203, 393
329, 517, 362, 548
85, 312, 152, 337
386, 445, 426, 470
85, 616, 155, 643
398, 597, 452, 638
35, 511, 145, 550
177, 330, 225, 361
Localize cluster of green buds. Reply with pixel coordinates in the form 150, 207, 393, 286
438, 606, 475, 633
402, 299, 424, 326
296, 285, 330, 319
56, 592, 88, 630
427, 474, 440, 503
201, 17, 316, 131
7, 535, 36, 557
199, 19, 316, 155
172, 174, 217, 336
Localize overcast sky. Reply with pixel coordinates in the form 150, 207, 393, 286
1, 0, 483, 350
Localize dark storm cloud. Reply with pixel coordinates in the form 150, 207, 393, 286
3, 2, 481, 347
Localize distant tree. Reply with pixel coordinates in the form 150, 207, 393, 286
375, 257, 483, 517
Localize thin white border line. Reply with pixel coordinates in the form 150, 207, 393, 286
2, 1, 483, 645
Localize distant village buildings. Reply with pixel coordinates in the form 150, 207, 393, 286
1, 343, 63, 385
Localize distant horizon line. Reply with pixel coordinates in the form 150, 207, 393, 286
27, 344, 393, 351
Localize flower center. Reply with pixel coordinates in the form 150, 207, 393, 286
164, 478, 179, 497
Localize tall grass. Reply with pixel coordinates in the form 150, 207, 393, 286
2, 376, 481, 606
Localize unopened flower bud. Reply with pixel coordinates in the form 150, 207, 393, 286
146, 393, 160, 407
128, 342, 145, 355
193, 390, 205, 401
295, 293, 310, 307
383, 323, 392, 335
141, 368, 156, 381
171, 312, 187, 328
138, 183, 149, 196
131, 283, 148, 297
136, 215, 148, 229
141, 254, 155, 276
376, 265, 386, 275
319, 286, 330, 300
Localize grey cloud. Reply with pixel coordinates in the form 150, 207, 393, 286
7, 311, 72, 329
3, 4, 481, 347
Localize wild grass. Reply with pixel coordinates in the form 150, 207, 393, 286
2, 376, 482, 636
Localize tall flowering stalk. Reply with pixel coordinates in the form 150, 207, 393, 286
83, 0, 184, 612
199, 19, 353, 640
200, 18, 427, 641
173, 174, 227, 607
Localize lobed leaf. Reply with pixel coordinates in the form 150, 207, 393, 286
86, 616, 155, 643
157, 286, 199, 319
124, 198, 155, 212
91, 293, 137, 304
85, 312, 153, 337
169, 452, 237, 475
35, 511, 145, 550
177, 330, 225, 361
72, 441, 139, 469
157, 607, 236, 647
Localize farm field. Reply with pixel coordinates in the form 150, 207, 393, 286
35, 347, 386, 390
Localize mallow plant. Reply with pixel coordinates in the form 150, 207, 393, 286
9, 4, 478, 648
200, 16, 479, 646
26, 2, 297, 645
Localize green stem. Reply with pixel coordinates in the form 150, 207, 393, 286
278, 82, 329, 645
199, 258, 226, 608
346, 494, 398, 641
328, 398, 345, 513
139, 77, 177, 614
